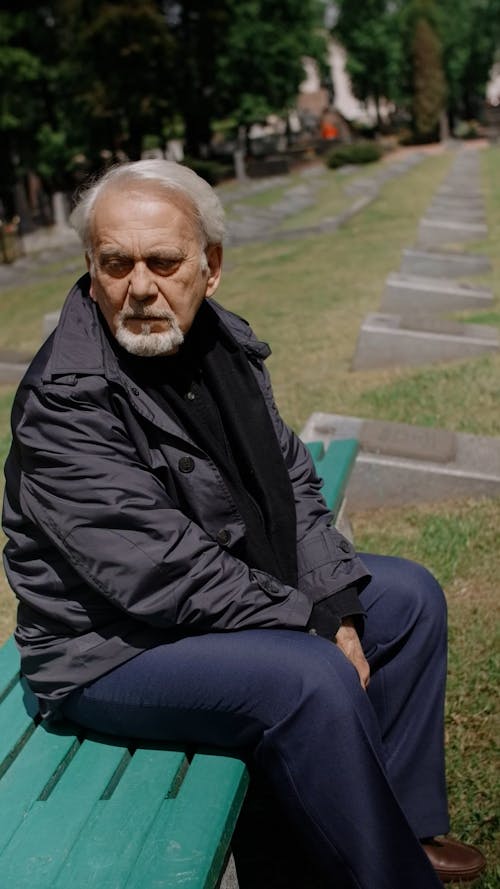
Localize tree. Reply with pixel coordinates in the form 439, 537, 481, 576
411, 13, 446, 139
332, 0, 403, 125
335, 0, 500, 137
57, 0, 175, 162
0, 8, 59, 214
164, 0, 328, 156
436, 0, 500, 124
161, 1, 232, 158
214, 0, 327, 129
1, 0, 330, 203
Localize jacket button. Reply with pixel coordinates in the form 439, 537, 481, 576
339, 540, 351, 553
216, 528, 231, 546
178, 456, 195, 473
185, 390, 196, 401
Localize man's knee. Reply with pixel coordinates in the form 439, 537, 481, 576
360, 553, 447, 648
396, 558, 447, 635
275, 633, 368, 723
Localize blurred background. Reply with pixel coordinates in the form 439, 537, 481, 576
1, 0, 500, 241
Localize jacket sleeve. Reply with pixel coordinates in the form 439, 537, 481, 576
12, 379, 312, 633
251, 357, 371, 608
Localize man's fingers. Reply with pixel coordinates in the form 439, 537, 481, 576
334, 624, 370, 690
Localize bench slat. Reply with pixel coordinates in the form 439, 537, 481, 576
0, 635, 21, 696
304, 440, 324, 462
0, 735, 131, 888
52, 747, 188, 888
307, 438, 358, 516
124, 752, 249, 889
0, 680, 37, 774
0, 720, 79, 854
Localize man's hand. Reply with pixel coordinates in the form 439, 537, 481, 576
335, 618, 370, 689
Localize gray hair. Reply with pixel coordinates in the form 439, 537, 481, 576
70, 159, 226, 252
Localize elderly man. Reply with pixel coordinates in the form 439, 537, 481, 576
2, 160, 485, 888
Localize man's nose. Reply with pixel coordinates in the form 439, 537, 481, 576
128, 262, 157, 300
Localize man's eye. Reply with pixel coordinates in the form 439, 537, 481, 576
100, 259, 133, 277
148, 258, 179, 274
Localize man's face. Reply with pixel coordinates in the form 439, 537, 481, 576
87, 183, 222, 357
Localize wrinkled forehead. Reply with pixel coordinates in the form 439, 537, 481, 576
89, 179, 205, 248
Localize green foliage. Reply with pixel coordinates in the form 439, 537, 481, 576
166, 0, 328, 154
333, 0, 403, 116
326, 142, 383, 168
63, 0, 175, 161
0, 0, 329, 190
334, 0, 500, 138
0, 9, 52, 192
35, 125, 74, 190
181, 157, 234, 185
435, 0, 500, 121
214, 0, 327, 126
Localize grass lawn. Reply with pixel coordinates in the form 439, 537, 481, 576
0, 144, 498, 884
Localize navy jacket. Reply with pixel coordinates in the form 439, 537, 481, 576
2, 275, 369, 716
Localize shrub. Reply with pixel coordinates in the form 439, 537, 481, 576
181, 157, 233, 185
326, 142, 383, 169
453, 120, 480, 140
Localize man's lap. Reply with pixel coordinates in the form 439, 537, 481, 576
63, 553, 446, 746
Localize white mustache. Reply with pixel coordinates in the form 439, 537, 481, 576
121, 308, 175, 322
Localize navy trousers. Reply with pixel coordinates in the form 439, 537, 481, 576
63, 554, 448, 889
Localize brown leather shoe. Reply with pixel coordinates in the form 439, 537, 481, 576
422, 837, 486, 883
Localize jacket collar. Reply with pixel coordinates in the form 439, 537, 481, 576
43, 274, 118, 383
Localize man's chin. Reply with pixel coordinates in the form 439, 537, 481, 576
115, 326, 184, 357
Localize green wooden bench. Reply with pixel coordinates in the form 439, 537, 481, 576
0, 437, 358, 889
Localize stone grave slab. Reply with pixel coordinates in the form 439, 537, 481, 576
424, 205, 485, 224
360, 419, 456, 463
43, 311, 61, 339
429, 201, 484, 213
429, 190, 483, 204
382, 273, 493, 313
429, 187, 483, 201
351, 312, 499, 370
436, 185, 482, 199
300, 412, 500, 509
418, 217, 487, 247
0, 349, 31, 384
401, 248, 491, 278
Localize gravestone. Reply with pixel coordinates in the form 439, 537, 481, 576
436, 184, 482, 199
427, 191, 484, 206
300, 412, 500, 509
424, 205, 486, 224
52, 192, 70, 228
43, 311, 61, 339
401, 248, 491, 278
359, 419, 456, 463
382, 273, 493, 313
352, 312, 499, 370
0, 349, 31, 384
418, 217, 487, 247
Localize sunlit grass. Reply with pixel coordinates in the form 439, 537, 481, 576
353, 496, 500, 886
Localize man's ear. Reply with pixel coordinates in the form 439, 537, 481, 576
204, 244, 223, 298
85, 252, 96, 301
